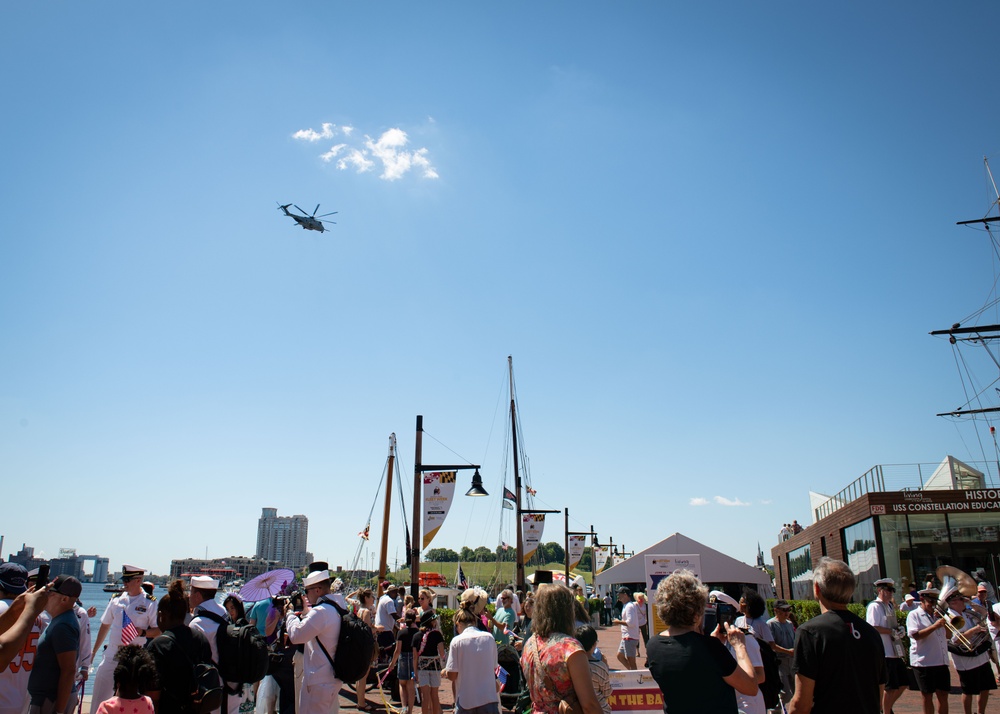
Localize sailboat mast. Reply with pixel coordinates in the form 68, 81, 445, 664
378, 433, 396, 595
510, 356, 527, 593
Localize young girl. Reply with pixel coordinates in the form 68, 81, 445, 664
96, 645, 158, 714
413, 610, 445, 714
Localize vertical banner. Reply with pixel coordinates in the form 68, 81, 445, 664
644, 554, 702, 638
422, 471, 457, 549
613, 554, 626, 566
521, 514, 546, 564
568, 535, 587, 570
594, 546, 609, 573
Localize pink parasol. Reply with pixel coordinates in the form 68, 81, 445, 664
240, 569, 295, 602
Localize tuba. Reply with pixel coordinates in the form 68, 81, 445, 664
936, 565, 993, 656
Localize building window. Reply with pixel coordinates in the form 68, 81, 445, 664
942, 512, 1000, 575
878, 514, 908, 589
787, 544, 812, 600
843, 518, 879, 602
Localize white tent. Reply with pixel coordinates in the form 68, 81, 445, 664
593, 532, 773, 597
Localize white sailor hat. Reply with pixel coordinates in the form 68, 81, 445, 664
709, 590, 741, 610
874, 578, 896, 589
191, 575, 220, 590
303, 569, 330, 588
120, 565, 145, 581
919, 587, 940, 598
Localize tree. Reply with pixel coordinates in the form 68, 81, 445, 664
473, 546, 494, 561
459, 547, 476, 562
495, 544, 516, 562
425, 548, 459, 562
578, 547, 592, 570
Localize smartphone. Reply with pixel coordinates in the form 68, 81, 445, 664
36, 564, 50, 589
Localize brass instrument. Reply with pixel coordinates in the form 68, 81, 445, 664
936, 565, 993, 656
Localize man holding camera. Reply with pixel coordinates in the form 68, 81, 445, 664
284, 566, 346, 714
27, 576, 82, 714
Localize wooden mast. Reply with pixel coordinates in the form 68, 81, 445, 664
511, 356, 527, 593
377, 433, 396, 596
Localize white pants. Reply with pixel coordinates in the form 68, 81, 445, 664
298, 681, 339, 714
88, 652, 116, 714
255, 676, 277, 714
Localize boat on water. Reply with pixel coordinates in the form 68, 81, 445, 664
102, 583, 120, 593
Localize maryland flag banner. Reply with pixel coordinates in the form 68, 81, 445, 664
521, 513, 546, 565
594, 546, 609, 573
568, 535, 587, 570
422, 471, 457, 549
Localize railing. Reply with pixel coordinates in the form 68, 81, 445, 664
813, 459, 1000, 521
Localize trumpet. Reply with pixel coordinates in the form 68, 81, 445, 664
936, 565, 993, 656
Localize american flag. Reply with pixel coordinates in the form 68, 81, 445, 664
121, 612, 139, 645
457, 563, 469, 590
358, 524, 370, 541
495, 665, 509, 692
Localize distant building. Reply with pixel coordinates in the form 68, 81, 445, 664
8, 544, 45, 572
6, 545, 109, 583
771, 456, 1000, 603
169, 555, 278, 582
256, 508, 312, 569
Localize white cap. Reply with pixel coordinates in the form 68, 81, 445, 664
710, 590, 741, 610
303, 570, 330, 588
191, 575, 220, 589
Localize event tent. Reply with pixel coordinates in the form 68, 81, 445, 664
593, 532, 774, 597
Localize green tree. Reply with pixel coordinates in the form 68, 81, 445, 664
473, 546, 494, 561
425, 548, 459, 562
495, 545, 516, 561
459, 547, 476, 561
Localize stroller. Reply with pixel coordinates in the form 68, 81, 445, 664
497, 642, 528, 711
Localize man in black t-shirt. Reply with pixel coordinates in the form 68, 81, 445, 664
790, 557, 886, 714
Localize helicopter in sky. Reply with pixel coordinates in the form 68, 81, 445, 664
277, 203, 338, 233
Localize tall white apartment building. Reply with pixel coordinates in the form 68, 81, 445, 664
255, 508, 312, 569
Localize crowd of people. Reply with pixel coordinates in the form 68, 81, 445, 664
5, 558, 1000, 714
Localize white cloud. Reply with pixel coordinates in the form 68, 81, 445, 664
759, 499, 773, 505
337, 149, 374, 173
320, 144, 347, 162
714, 496, 750, 507
689, 497, 709, 506
294, 122, 438, 180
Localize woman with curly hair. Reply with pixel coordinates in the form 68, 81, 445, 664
95, 645, 158, 714
646, 570, 757, 714
145, 580, 214, 714
520, 585, 601, 714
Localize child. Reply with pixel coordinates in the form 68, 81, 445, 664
576, 625, 611, 714
96, 645, 157, 714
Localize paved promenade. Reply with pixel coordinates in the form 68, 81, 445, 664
79, 623, 1000, 713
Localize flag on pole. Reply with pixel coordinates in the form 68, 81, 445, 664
358, 524, 370, 541
502, 500, 514, 511
526, 487, 537, 496
495, 665, 509, 692
503, 487, 516, 502
121, 612, 139, 645
501, 542, 510, 551
456, 563, 469, 590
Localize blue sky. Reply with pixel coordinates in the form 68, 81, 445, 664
3, 3, 1000, 578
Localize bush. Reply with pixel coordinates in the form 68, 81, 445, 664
588, 597, 603, 615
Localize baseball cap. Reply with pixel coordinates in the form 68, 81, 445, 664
0, 563, 28, 595
978, 582, 988, 592
51, 575, 83, 599
617, 586, 631, 596
773, 599, 792, 611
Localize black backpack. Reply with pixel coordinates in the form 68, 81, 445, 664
754, 636, 781, 710
196, 610, 270, 684
314, 596, 375, 683
164, 630, 224, 714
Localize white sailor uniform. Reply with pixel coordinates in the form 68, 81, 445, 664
88, 592, 158, 713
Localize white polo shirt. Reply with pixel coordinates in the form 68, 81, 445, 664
375, 594, 397, 631
907, 606, 948, 667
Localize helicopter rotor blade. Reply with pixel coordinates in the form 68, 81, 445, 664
313, 204, 320, 216
317, 211, 339, 218
293, 205, 308, 216
320, 219, 337, 225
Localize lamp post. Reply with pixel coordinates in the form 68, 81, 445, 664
564, 509, 597, 586
411, 415, 486, 599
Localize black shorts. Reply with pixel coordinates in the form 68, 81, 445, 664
912, 665, 951, 694
958, 662, 998, 695
885, 658, 909, 691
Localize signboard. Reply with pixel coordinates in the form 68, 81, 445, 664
568, 535, 587, 570
609, 670, 661, 714
521, 514, 546, 564
869, 489, 1000, 516
594, 546, 609, 573
422, 472, 456, 549
644, 554, 702, 639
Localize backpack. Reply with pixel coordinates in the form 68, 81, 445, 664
164, 630, 224, 714
754, 636, 781, 710
196, 610, 270, 684
313, 596, 376, 683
